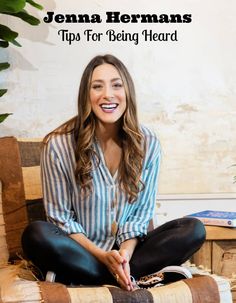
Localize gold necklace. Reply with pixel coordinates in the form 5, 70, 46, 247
111, 187, 119, 237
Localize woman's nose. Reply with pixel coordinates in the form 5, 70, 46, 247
103, 85, 113, 101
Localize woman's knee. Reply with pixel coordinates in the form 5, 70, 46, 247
23, 220, 52, 241
182, 217, 206, 247
22, 221, 46, 244
21, 221, 64, 255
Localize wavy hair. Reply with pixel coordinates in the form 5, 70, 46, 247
44, 54, 145, 202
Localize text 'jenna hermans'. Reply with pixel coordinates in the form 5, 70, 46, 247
44, 11, 192, 24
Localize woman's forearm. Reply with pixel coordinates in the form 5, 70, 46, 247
69, 233, 106, 262
119, 238, 138, 261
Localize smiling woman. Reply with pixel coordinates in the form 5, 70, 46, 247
21, 54, 206, 292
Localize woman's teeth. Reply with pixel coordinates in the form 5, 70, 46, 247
100, 103, 118, 109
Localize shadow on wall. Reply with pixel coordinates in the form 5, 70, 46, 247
0, 0, 56, 49
7, 49, 39, 71
16, 0, 57, 44
0, 0, 57, 72
22, 0, 55, 42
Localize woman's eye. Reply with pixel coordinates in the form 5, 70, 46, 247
113, 83, 123, 88
92, 85, 102, 90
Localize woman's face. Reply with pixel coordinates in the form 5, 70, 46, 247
90, 63, 127, 125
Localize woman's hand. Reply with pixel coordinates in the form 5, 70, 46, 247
100, 249, 132, 291
119, 248, 133, 291
69, 234, 134, 290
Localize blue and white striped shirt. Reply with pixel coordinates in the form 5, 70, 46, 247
41, 125, 161, 251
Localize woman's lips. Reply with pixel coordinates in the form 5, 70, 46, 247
100, 103, 118, 113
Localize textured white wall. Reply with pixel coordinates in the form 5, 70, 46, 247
0, 0, 236, 195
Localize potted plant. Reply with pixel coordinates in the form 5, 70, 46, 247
0, 0, 43, 123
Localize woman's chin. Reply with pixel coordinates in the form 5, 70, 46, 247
95, 114, 123, 125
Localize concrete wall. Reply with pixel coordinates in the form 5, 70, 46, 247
1, 0, 236, 195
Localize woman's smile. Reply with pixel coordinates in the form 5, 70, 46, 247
100, 103, 119, 113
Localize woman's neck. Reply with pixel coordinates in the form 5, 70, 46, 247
95, 121, 123, 176
95, 121, 121, 149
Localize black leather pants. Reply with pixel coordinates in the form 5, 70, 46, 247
21, 217, 205, 285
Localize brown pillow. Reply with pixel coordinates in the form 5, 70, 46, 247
0, 180, 9, 265
0, 137, 27, 259
0, 137, 45, 260
18, 139, 45, 224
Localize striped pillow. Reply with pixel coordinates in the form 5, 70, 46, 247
0, 181, 9, 265
0, 137, 45, 260
0, 137, 27, 259
18, 139, 45, 223
39, 276, 223, 303
0, 275, 228, 303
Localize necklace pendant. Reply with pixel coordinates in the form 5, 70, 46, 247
111, 220, 118, 237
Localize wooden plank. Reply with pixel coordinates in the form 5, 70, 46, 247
212, 241, 236, 277
192, 241, 212, 271
0, 137, 28, 259
212, 241, 225, 276
0, 181, 9, 265
205, 226, 236, 240
232, 288, 236, 303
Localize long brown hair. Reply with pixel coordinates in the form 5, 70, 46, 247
44, 54, 145, 202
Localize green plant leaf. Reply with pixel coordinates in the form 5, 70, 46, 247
11, 39, 22, 47
0, 25, 21, 47
0, 113, 12, 123
0, 62, 10, 71
0, 24, 18, 42
26, 0, 43, 10
0, 40, 9, 48
0, 0, 26, 13
0, 89, 7, 97
6, 9, 41, 25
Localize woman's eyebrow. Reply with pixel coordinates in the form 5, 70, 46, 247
91, 77, 122, 83
111, 77, 122, 82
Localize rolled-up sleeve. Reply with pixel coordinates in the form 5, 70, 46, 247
116, 138, 161, 246
41, 139, 86, 235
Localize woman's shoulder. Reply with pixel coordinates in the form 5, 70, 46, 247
43, 118, 76, 149
140, 124, 160, 144
43, 131, 74, 156
140, 124, 161, 162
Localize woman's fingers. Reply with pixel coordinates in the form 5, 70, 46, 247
113, 264, 131, 290
119, 249, 133, 290
106, 250, 124, 271
104, 249, 133, 291
112, 258, 133, 290
123, 262, 131, 283
110, 249, 124, 263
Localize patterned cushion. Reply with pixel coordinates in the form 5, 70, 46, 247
0, 137, 27, 259
18, 139, 45, 223
0, 137, 45, 259
0, 181, 9, 265
0, 274, 231, 303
